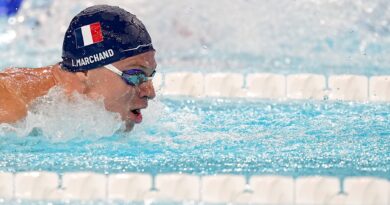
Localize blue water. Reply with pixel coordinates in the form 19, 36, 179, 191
0, 98, 389, 179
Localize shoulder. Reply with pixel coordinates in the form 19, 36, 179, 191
0, 80, 27, 123
0, 66, 57, 123
2, 66, 56, 100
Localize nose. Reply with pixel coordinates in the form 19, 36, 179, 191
138, 80, 156, 99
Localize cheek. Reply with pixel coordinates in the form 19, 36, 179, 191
103, 86, 137, 111
94, 77, 129, 98
88, 75, 138, 114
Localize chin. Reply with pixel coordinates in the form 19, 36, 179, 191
124, 120, 135, 132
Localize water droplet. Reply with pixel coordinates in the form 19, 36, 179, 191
17, 16, 25, 23
8, 17, 16, 25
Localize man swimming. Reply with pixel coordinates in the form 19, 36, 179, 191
0, 5, 157, 131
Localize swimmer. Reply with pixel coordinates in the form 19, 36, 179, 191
0, 5, 156, 131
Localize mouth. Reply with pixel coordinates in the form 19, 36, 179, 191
129, 107, 144, 123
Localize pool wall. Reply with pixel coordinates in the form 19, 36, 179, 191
153, 72, 390, 102
0, 172, 389, 204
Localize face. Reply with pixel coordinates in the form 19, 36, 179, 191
83, 51, 157, 131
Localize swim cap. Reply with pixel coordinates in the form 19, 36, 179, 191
60, 5, 154, 72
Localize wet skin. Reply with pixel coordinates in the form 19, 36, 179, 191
0, 51, 157, 131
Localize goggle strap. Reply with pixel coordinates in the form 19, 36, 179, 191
105, 64, 123, 76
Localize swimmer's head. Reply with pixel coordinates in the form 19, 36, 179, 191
58, 5, 157, 131
60, 5, 154, 72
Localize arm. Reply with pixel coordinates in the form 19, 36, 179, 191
0, 81, 27, 123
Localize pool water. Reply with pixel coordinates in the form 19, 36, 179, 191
0, 3, 389, 204
1, 96, 389, 179
1, 0, 390, 75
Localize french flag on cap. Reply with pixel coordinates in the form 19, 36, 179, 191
75, 22, 104, 48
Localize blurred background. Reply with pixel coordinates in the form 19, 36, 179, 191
0, 0, 389, 75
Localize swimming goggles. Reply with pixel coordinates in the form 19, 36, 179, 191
104, 64, 155, 86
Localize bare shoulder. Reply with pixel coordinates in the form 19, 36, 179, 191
0, 66, 56, 123
0, 80, 27, 123
1, 66, 54, 77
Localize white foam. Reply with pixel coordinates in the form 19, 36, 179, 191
0, 87, 123, 141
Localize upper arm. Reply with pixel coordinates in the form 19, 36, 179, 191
0, 81, 27, 123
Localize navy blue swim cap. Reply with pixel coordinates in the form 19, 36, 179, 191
60, 5, 154, 72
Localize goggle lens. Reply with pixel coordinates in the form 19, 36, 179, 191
121, 69, 154, 86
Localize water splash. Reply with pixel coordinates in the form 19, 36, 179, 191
0, 87, 124, 141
